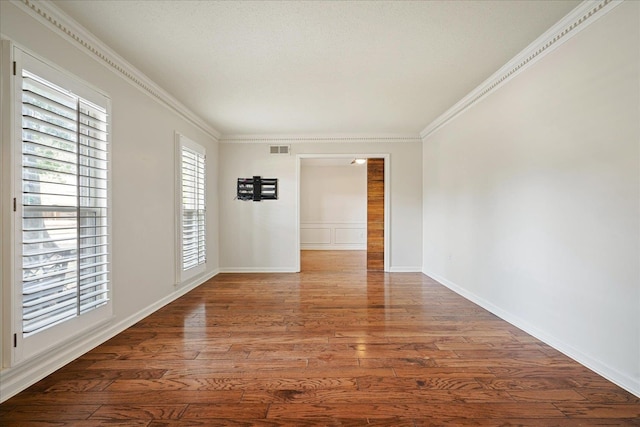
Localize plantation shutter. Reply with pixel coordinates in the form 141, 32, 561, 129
20, 69, 110, 337
181, 143, 206, 272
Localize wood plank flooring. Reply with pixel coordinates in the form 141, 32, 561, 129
2, 251, 639, 425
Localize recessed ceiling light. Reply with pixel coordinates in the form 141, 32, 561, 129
351, 158, 367, 165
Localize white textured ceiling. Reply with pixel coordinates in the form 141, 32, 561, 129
51, 0, 581, 136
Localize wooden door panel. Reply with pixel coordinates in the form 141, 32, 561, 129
367, 159, 384, 271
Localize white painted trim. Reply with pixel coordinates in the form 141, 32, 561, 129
218, 268, 298, 273
11, 0, 221, 141
300, 222, 366, 250
295, 154, 301, 272
173, 132, 182, 287
383, 154, 390, 273
389, 267, 423, 273
420, 0, 623, 139
0, 40, 16, 371
221, 134, 421, 144
0, 268, 219, 403
422, 269, 640, 398
296, 153, 391, 272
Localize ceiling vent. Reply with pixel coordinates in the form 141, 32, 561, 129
270, 145, 290, 155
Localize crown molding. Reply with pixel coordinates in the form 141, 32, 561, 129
12, 0, 221, 141
420, 0, 622, 140
220, 134, 422, 144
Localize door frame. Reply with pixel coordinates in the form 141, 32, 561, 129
296, 153, 390, 272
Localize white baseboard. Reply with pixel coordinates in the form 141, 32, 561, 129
218, 267, 298, 273
422, 269, 640, 398
389, 266, 423, 273
0, 269, 219, 403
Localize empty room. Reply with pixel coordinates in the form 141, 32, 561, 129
0, 0, 638, 425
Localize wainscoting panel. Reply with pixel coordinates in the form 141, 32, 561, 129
335, 228, 365, 244
300, 227, 332, 244
301, 222, 366, 250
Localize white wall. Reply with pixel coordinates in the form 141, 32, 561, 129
219, 140, 422, 272
0, 1, 220, 400
300, 163, 366, 250
422, 1, 639, 395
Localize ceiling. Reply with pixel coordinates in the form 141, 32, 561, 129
51, 0, 581, 137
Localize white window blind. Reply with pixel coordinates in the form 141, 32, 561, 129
179, 137, 206, 279
20, 68, 110, 337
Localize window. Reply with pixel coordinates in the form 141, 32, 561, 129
11, 47, 111, 361
176, 134, 206, 283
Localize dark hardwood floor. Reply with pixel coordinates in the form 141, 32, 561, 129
2, 250, 638, 425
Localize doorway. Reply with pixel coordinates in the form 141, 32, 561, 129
296, 154, 389, 272
300, 250, 366, 272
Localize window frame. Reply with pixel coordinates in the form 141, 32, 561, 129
175, 133, 206, 285
6, 44, 113, 364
